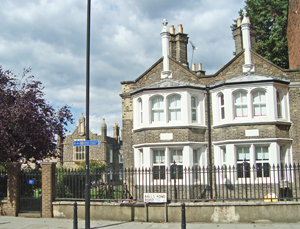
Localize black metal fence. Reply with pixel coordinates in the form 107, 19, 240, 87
55, 164, 300, 202
19, 169, 42, 212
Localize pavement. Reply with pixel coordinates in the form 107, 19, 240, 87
0, 216, 300, 229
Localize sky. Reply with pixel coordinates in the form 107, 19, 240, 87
0, 0, 246, 137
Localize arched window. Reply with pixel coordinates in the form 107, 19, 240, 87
151, 96, 164, 122
191, 96, 197, 122
219, 93, 225, 119
234, 91, 248, 117
253, 90, 266, 116
138, 98, 143, 124
168, 95, 181, 121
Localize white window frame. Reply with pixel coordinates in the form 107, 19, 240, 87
168, 94, 181, 122
73, 139, 85, 161
153, 149, 166, 180
276, 90, 282, 119
255, 146, 270, 178
191, 96, 197, 122
119, 154, 123, 164
219, 93, 225, 120
252, 90, 266, 117
236, 146, 250, 178
151, 96, 164, 122
234, 91, 248, 118
138, 98, 143, 124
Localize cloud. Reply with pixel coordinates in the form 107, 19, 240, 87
0, 0, 246, 138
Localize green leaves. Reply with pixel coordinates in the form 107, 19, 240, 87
234, 0, 288, 69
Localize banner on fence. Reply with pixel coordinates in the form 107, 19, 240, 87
144, 193, 167, 203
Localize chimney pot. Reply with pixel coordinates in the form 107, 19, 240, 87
237, 18, 242, 27
192, 63, 196, 71
198, 63, 202, 71
170, 25, 175, 34
178, 24, 183, 33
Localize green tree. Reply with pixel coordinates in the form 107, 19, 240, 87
233, 0, 289, 69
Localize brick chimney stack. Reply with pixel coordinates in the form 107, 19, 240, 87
169, 24, 189, 67
232, 17, 257, 54
113, 123, 119, 139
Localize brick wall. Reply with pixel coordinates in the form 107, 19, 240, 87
5, 163, 21, 216
42, 162, 56, 218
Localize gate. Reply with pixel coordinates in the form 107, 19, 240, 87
20, 169, 42, 213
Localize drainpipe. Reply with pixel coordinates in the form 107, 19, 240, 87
206, 85, 213, 199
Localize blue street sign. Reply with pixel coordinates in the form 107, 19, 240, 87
73, 140, 100, 146
27, 180, 34, 185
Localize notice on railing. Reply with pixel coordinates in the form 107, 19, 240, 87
144, 193, 167, 203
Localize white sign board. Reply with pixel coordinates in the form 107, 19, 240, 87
144, 193, 167, 203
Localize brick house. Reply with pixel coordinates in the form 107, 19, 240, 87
120, 10, 300, 187
59, 114, 123, 173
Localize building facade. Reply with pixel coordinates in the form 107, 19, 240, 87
59, 114, 123, 172
120, 11, 300, 188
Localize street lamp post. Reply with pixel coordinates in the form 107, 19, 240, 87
85, 0, 91, 228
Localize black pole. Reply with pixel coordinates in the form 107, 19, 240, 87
206, 86, 213, 199
73, 201, 78, 229
181, 203, 186, 229
85, 0, 91, 228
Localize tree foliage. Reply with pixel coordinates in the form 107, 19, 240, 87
0, 66, 74, 164
233, 0, 289, 69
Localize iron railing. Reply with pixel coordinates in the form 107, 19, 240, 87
0, 169, 7, 199
55, 164, 300, 202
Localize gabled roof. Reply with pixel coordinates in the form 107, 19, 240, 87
211, 73, 290, 89
226, 74, 290, 83
131, 79, 205, 95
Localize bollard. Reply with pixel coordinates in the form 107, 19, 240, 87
73, 201, 78, 229
181, 203, 186, 229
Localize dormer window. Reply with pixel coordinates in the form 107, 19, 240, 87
152, 96, 164, 122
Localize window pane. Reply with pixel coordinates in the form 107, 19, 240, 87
241, 93, 247, 103
242, 105, 248, 116
253, 92, 259, 103
263, 146, 269, 160
159, 110, 164, 121
221, 107, 225, 119
260, 93, 266, 102
236, 106, 242, 117
235, 93, 241, 103
254, 104, 260, 116
261, 105, 266, 115
237, 148, 243, 161
192, 109, 196, 121
256, 147, 262, 160
220, 94, 224, 105
191, 97, 196, 107
176, 109, 181, 120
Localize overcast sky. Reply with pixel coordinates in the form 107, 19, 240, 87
0, 0, 246, 137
